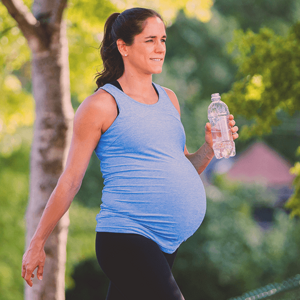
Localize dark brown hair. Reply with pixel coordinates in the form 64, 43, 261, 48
95, 7, 165, 91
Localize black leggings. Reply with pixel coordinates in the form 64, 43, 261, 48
95, 232, 184, 300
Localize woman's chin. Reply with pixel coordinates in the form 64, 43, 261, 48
152, 68, 163, 74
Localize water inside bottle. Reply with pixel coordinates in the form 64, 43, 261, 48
211, 116, 235, 159
208, 94, 236, 159
212, 140, 235, 159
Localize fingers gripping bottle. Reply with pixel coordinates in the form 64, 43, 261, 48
208, 93, 236, 159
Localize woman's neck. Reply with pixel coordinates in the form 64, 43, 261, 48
117, 74, 157, 104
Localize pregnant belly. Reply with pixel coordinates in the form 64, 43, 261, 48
101, 158, 207, 241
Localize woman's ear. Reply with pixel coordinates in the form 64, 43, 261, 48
116, 39, 128, 57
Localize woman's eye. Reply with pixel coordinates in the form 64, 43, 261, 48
146, 39, 166, 43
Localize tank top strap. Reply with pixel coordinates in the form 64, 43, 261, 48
152, 82, 181, 120
100, 82, 180, 120
100, 83, 128, 114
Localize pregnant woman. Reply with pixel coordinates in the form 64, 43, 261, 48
22, 7, 239, 300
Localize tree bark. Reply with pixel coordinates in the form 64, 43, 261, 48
2, 0, 73, 299
26, 18, 73, 299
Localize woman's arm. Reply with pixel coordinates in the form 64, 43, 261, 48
21, 90, 116, 286
162, 87, 239, 174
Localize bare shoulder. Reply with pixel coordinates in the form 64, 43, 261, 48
75, 88, 118, 133
77, 89, 116, 118
162, 86, 181, 115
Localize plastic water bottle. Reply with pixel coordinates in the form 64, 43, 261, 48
208, 93, 236, 159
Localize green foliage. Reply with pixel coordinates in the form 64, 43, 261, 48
0, 130, 31, 300
213, 0, 298, 34
67, 0, 118, 101
222, 23, 300, 216
224, 23, 300, 137
285, 157, 300, 217
0, 4, 34, 152
163, 9, 238, 101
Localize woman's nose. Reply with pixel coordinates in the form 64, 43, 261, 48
155, 41, 165, 52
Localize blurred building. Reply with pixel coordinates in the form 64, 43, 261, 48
226, 141, 295, 188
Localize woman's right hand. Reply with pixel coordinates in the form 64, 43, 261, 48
22, 244, 46, 287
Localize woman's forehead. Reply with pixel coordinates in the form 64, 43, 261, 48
140, 17, 166, 36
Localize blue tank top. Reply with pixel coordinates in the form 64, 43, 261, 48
94, 82, 206, 253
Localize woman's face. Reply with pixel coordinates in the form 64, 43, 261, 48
123, 17, 167, 75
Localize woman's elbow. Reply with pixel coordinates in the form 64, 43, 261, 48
58, 170, 83, 194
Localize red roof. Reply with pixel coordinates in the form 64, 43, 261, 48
226, 142, 295, 186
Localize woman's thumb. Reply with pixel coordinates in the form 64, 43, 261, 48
205, 122, 211, 132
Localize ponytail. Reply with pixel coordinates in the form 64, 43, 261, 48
95, 8, 165, 91
95, 13, 124, 90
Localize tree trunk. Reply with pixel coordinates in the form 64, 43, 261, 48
1, 0, 73, 299
25, 14, 74, 300
25, 18, 74, 300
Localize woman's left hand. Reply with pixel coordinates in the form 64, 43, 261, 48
205, 114, 239, 149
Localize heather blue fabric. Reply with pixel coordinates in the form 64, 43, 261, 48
94, 82, 206, 253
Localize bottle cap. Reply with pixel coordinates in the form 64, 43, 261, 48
211, 93, 221, 101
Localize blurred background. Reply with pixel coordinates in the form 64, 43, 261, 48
1, 0, 300, 299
